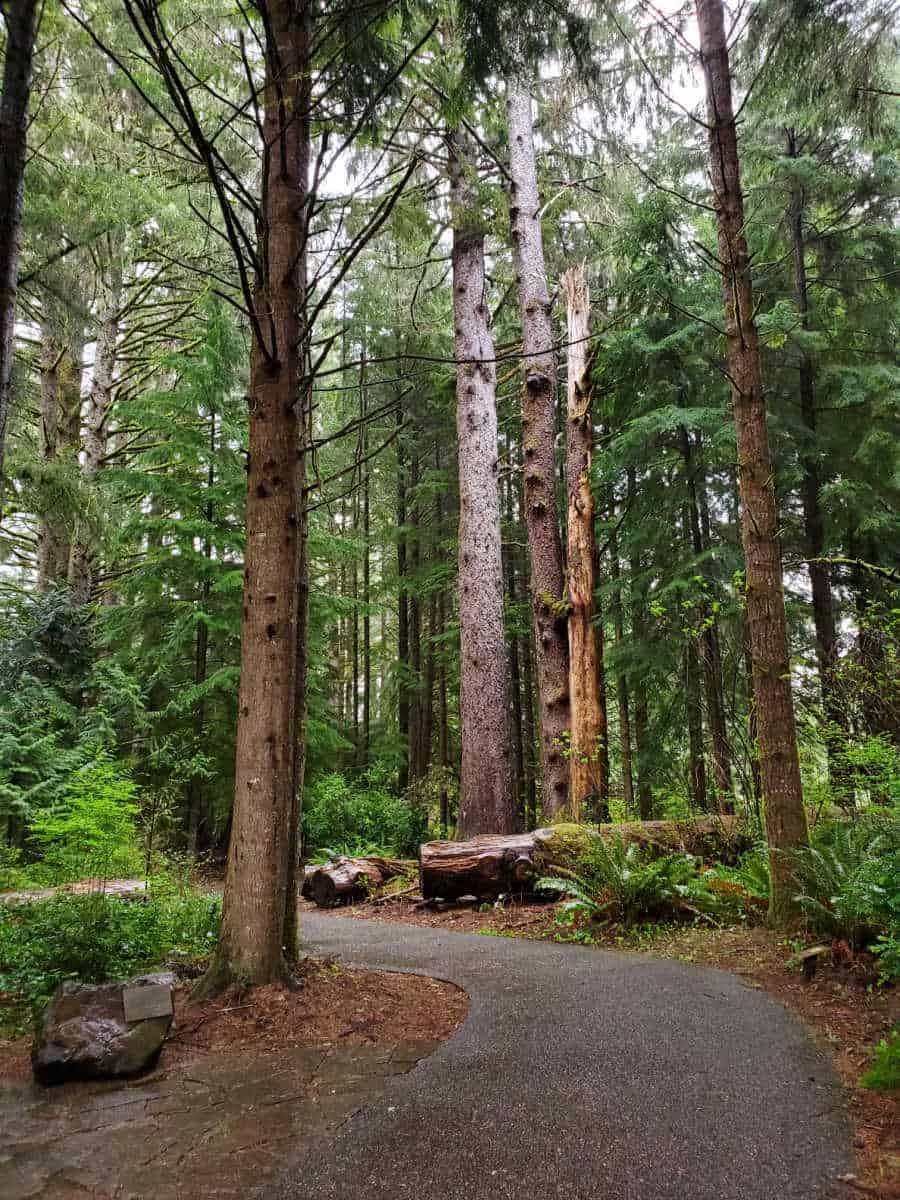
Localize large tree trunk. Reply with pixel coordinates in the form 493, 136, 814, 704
448, 127, 515, 836
506, 84, 571, 818
421, 818, 748, 901
785, 129, 844, 763
0, 0, 39, 504
695, 0, 807, 922
203, 0, 310, 991
561, 266, 606, 820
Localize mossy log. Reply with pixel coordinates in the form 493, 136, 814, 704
419, 818, 748, 901
302, 856, 415, 907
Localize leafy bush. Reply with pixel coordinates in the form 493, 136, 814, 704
709, 844, 770, 902
860, 1028, 900, 1091
28, 753, 143, 883
0, 884, 221, 1025
539, 837, 749, 927
791, 818, 900, 959
303, 766, 427, 857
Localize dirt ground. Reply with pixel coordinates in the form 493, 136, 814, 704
312, 894, 900, 1198
0, 956, 467, 1085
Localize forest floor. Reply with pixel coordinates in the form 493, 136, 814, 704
0, 959, 467, 1199
310, 895, 900, 1198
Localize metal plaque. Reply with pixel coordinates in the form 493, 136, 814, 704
123, 984, 173, 1023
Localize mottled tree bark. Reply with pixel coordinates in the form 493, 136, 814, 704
449, 128, 515, 836
561, 266, 606, 820
0, 0, 39, 505
205, 0, 310, 990
696, 0, 807, 921
506, 84, 571, 816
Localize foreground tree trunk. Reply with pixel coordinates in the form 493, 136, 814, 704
0, 0, 40, 505
561, 266, 606, 820
506, 84, 571, 817
203, 0, 310, 991
695, 0, 808, 922
448, 128, 515, 836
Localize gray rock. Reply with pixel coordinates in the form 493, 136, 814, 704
32, 973, 175, 1085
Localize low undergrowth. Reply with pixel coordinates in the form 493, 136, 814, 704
0, 879, 221, 1033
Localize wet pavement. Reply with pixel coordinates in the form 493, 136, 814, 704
0, 1039, 442, 1199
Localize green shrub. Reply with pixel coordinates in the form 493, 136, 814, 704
539, 838, 747, 927
0, 884, 221, 1027
28, 752, 143, 883
303, 766, 427, 857
791, 818, 900, 954
709, 845, 770, 902
872, 931, 900, 984
860, 1029, 900, 1091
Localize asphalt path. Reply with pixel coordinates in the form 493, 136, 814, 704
269, 914, 851, 1200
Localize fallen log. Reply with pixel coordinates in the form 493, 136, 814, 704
302, 856, 416, 907
419, 818, 748, 901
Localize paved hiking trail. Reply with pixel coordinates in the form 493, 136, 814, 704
272, 913, 851, 1200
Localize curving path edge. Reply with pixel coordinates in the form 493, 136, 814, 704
270, 914, 851, 1200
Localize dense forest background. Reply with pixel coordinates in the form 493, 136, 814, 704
0, 0, 897, 900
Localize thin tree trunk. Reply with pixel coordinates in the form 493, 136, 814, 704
0, 0, 39, 504
362, 357, 371, 766
70, 252, 123, 605
204, 0, 310, 990
683, 586, 707, 809
283, 481, 310, 959
408, 452, 422, 781
396, 393, 410, 792
695, 0, 807, 921
187, 409, 216, 857
785, 128, 844, 761
679, 423, 732, 810
448, 127, 515, 836
593, 543, 611, 822
562, 266, 605, 821
626, 469, 653, 819
506, 84, 571, 817
608, 522, 635, 812
36, 328, 64, 589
